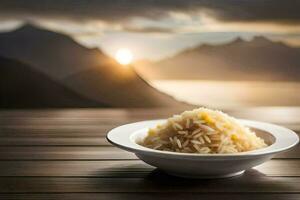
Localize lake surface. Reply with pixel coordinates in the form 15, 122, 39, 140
151, 80, 300, 108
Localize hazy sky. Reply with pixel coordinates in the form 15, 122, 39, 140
0, 0, 299, 60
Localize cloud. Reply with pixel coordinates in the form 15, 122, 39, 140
0, 0, 299, 33
1, 0, 299, 23
210, 1, 300, 24
122, 26, 176, 33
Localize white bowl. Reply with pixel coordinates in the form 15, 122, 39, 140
107, 119, 299, 178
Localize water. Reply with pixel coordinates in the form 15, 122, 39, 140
151, 80, 300, 108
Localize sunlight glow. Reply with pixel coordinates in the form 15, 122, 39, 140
115, 48, 133, 65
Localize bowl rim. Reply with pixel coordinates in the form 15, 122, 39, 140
107, 119, 299, 159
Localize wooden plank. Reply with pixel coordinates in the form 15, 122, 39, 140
0, 146, 137, 160
0, 137, 110, 146
0, 108, 183, 118
0, 126, 112, 137
0, 160, 299, 177
1, 107, 300, 123
275, 143, 300, 158
0, 118, 146, 126
0, 132, 299, 147
1, 125, 298, 141
0, 193, 299, 200
0, 110, 298, 148
1, 118, 300, 129
0, 160, 151, 177
1, 172, 300, 193
0, 130, 299, 147
0, 145, 298, 160
1, 117, 300, 126
0, 122, 299, 138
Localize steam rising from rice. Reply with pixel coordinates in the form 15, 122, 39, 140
139, 108, 267, 154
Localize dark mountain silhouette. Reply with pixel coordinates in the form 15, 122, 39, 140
0, 56, 106, 108
0, 24, 105, 79
0, 24, 185, 107
65, 62, 182, 107
135, 36, 300, 81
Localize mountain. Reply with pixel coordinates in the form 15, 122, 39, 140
65, 62, 182, 107
0, 24, 105, 80
134, 36, 300, 81
0, 24, 184, 107
0, 56, 105, 108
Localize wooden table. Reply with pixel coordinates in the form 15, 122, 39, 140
0, 108, 299, 200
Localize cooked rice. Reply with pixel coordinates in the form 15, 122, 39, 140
139, 107, 267, 154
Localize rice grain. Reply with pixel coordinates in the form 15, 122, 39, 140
140, 107, 267, 154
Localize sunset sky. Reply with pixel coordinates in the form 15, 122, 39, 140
0, 0, 299, 60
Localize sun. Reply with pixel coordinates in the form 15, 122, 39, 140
115, 48, 133, 65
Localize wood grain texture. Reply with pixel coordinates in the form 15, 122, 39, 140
0, 108, 299, 198
0, 193, 299, 200
1, 171, 300, 193
0, 137, 109, 146
0, 107, 299, 119
0, 108, 299, 147
1, 107, 300, 124
0, 160, 299, 177
0, 145, 298, 160
0, 146, 137, 160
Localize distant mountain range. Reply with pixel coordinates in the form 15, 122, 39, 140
0, 24, 184, 108
134, 36, 300, 81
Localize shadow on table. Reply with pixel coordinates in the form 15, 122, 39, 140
91, 166, 295, 199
